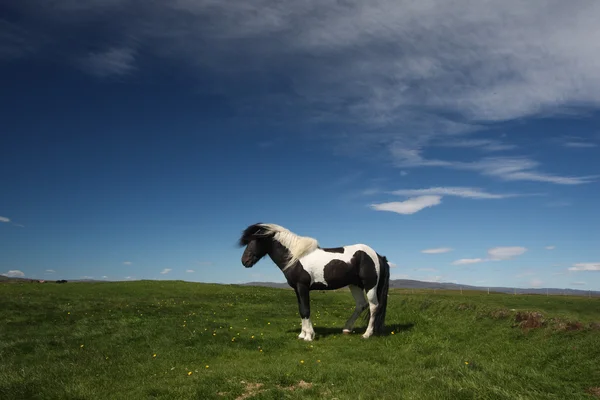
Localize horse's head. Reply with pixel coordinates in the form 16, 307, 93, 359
238, 223, 274, 268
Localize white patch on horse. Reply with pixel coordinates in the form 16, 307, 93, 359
298, 244, 380, 287
256, 223, 319, 270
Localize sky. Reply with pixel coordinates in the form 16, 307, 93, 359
1, 0, 599, 291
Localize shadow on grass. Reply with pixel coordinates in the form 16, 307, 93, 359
285, 323, 414, 339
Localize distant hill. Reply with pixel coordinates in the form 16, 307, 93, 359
2, 275, 597, 297
242, 279, 600, 297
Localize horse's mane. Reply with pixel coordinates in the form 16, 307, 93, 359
238, 223, 319, 270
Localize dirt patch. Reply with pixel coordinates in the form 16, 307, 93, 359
514, 311, 545, 330
552, 319, 585, 331
278, 380, 314, 391
587, 387, 600, 398
589, 322, 600, 331
224, 381, 313, 399
221, 382, 264, 400
489, 309, 511, 319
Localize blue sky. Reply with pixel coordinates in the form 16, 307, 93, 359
1, 1, 599, 290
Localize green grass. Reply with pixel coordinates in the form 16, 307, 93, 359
1, 281, 599, 399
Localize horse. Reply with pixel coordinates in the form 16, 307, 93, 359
238, 222, 390, 341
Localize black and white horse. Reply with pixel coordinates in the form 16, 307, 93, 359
238, 223, 390, 341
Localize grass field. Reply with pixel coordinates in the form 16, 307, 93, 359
1, 280, 599, 399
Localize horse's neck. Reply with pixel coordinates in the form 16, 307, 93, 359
268, 240, 293, 270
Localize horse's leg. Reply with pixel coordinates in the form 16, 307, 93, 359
296, 284, 315, 341
342, 285, 368, 334
294, 288, 306, 339
362, 286, 379, 339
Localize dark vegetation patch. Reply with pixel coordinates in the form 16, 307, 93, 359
587, 387, 600, 398
514, 311, 546, 330
457, 303, 475, 311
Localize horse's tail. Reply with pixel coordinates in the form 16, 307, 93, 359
373, 253, 390, 335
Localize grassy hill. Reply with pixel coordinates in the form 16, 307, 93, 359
1, 280, 599, 399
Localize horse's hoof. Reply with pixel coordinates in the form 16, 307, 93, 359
342, 329, 351, 335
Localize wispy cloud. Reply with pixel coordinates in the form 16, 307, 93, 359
79, 47, 136, 78
370, 195, 442, 215
568, 263, 600, 272
488, 246, 527, 260
391, 149, 596, 185
571, 281, 586, 286
160, 268, 172, 275
186, 269, 194, 273
7, 2, 600, 146
0, 216, 10, 223
564, 141, 597, 148
391, 187, 523, 199
1, 270, 24, 278
45, 269, 55, 274
452, 246, 527, 265
452, 258, 485, 265
545, 246, 555, 250
421, 247, 453, 254
433, 139, 517, 152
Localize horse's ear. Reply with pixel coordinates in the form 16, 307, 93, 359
238, 223, 267, 247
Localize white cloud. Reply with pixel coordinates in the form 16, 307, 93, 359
452, 258, 485, 265
160, 268, 172, 275
45, 269, 55, 274
8, 2, 600, 132
571, 281, 586, 286
487, 246, 527, 260
545, 246, 555, 250
0, 216, 10, 223
102, 276, 108, 279
2, 270, 25, 278
6, 1, 600, 192
392, 187, 521, 199
415, 268, 438, 272
452, 246, 527, 265
421, 247, 453, 254
123, 261, 132, 265
568, 263, 600, 271
370, 195, 441, 215
186, 269, 194, 273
